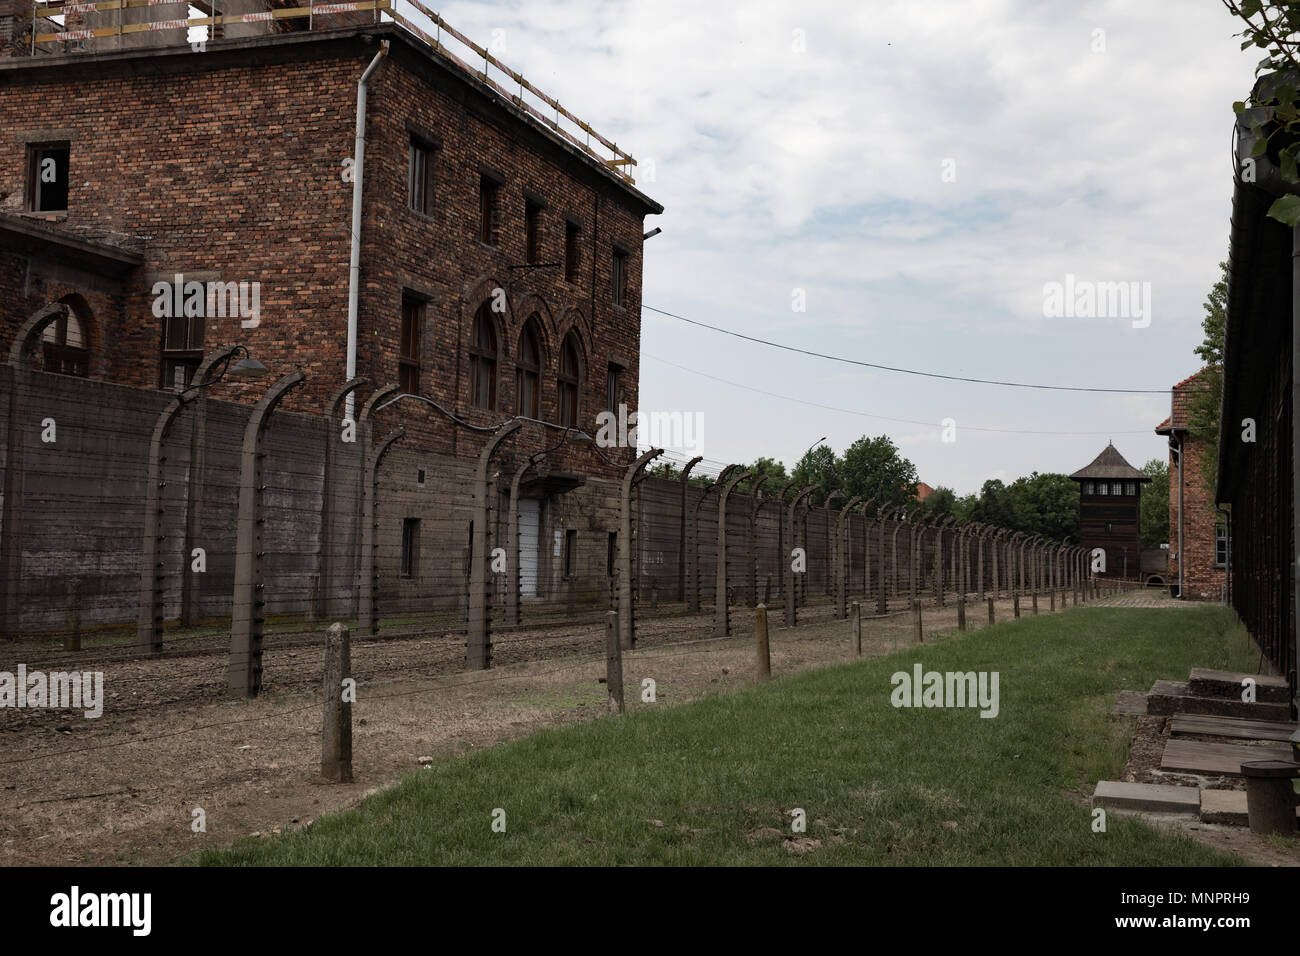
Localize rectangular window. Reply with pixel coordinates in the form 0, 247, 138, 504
1215, 524, 1228, 567
161, 306, 205, 390
399, 297, 422, 395
525, 199, 542, 263
1125, 482, 1136, 496
27, 142, 70, 212
1083, 481, 1095, 496
408, 137, 435, 215
612, 249, 628, 306
606, 363, 624, 415
1098, 482, 1109, 496
563, 529, 577, 579
479, 175, 499, 245
401, 518, 420, 577
564, 220, 580, 283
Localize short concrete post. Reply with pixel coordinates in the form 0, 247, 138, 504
1032, 591, 1039, 615
912, 599, 923, 643
321, 622, 353, 783
851, 601, 862, 656
605, 610, 624, 714
1013, 594, 1020, 618
987, 596, 994, 625
957, 593, 966, 631
65, 580, 81, 652
1050, 588, 1055, 612
755, 603, 771, 680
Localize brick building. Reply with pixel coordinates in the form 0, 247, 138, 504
1069, 443, 1150, 579
1155, 368, 1226, 601
0, 12, 664, 628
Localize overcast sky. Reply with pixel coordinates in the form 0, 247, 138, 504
412, 0, 1257, 492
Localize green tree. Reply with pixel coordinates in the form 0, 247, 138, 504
1140, 458, 1171, 548
839, 435, 919, 508
1183, 261, 1226, 492
741, 455, 788, 494
791, 445, 842, 505
1224, 2, 1300, 225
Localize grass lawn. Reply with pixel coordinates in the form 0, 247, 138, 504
198, 604, 1258, 866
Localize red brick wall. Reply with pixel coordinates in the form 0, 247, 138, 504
0, 28, 655, 479
1167, 435, 1224, 600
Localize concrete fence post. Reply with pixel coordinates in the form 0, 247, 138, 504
835, 495, 861, 618
467, 420, 522, 670
620, 448, 663, 651
321, 622, 353, 783
913, 598, 923, 643
785, 485, 818, 627
65, 579, 81, 652
228, 369, 306, 698
314, 376, 366, 624
359, 426, 404, 641
748, 475, 771, 607
677, 456, 703, 602
715, 469, 752, 637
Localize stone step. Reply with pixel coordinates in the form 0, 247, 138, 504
1169, 713, 1299, 743
1187, 668, 1290, 704
1112, 690, 1148, 716
1199, 788, 1300, 826
1160, 739, 1294, 776
1146, 680, 1291, 721
1092, 780, 1200, 815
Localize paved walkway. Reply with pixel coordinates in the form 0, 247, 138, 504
1093, 588, 1200, 608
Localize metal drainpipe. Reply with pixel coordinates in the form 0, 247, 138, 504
344, 40, 390, 423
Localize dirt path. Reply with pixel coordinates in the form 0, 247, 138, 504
2, 593, 1020, 866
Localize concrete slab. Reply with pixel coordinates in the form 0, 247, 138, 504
1161, 739, 1293, 776
1199, 789, 1248, 825
1188, 668, 1289, 704
1170, 713, 1299, 743
1112, 690, 1148, 716
1092, 780, 1200, 815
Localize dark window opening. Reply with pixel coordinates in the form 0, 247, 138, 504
563, 528, 577, 579
417, 469, 426, 485
400, 297, 422, 396
41, 312, 88, 377
557, 331, 581, 427
408, 137, 435, 216
564, 220, 580, 283
1215, 524, 1228, 568
27, 143, 69, 212
479, 175, 500, 245
516, 317, 542, 418
161, 309, 204, 390
612, 249, 628, 306
401, 518, 420, 577
469, 305, 498, 411
525, 199, 542, 264
605, 363, 624, 415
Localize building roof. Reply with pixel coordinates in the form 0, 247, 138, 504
1068, 442, 1150, 481
1154, 367, 1219, 435
0, 214, 144, 276
914, 482, 935, 501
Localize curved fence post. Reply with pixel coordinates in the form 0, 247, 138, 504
835, 495, 861, 618
677, 455, 703, 601
359, 426, 404, 641
467, 421, 522, 670
715, 469, 753, 636
621, 448, 664, 649
749, 475, 771, 606
228, 369, 306, 697
785, 485, 818, 627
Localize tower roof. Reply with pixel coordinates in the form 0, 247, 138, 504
1069, 442, 1150, 481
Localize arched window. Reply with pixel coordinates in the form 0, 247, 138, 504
469, 304, 497, 410
516, 317, 542, 418
42, 311, 88, 377
557, 331, 581, 427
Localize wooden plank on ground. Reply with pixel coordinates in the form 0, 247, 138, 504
1170, 713, 1298, 742
1161, 739, 1293, 776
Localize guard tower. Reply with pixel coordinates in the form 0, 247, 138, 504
1070, 442, 1150, 579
